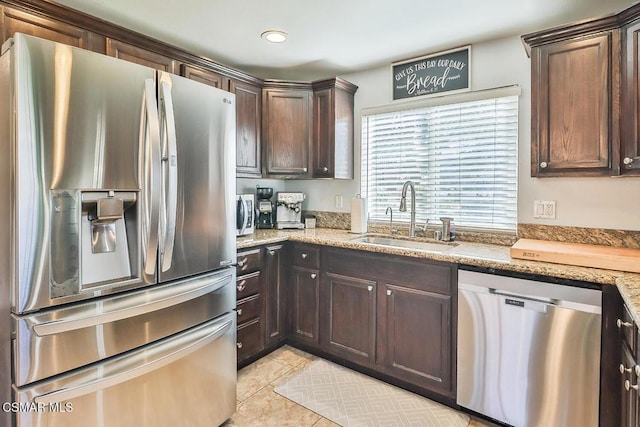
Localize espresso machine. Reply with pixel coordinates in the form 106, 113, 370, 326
276, 192, 306, 229
256, 186, 274, 229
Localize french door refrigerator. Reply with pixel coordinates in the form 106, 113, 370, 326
0, 33, 237, 427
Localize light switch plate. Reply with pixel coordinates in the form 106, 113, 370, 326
533, 200, 556, 219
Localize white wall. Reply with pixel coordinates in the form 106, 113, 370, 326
284, 35, 640, 231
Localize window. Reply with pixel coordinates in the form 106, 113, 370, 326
361, 88, 518, 232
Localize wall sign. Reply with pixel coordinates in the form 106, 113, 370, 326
392, 46, 471, 100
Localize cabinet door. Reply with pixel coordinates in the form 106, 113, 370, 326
290, 266, 320, 346
531, 32, 615, 176
0, 6, 103, 52
378, 283, 452, 395
231, 79, 262, 177
264, 245, 284, 345
622, 20, 640, 175
323, 272, 376, 366
263, 89, 311, 177
312, 88, 335, 178
106, 38, 177, 73
181, 64, 229, 91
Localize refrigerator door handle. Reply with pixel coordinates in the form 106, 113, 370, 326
141, 78, 161, 277
32, 317, 234, 404
159, 78, 178, 273
32, 272, 232, 336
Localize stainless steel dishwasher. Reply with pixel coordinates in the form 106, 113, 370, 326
456, 270, 602, 427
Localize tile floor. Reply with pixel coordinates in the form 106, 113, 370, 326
223, 345, 498, 427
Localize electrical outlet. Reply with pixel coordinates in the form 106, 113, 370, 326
335, 195, 343, 209
533, 200, 556, 219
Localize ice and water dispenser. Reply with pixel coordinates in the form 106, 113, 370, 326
50, 189, 139, 298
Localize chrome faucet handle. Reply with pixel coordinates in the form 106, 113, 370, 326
385, 207, 394, 235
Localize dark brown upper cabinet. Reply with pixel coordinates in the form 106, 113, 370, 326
106, 38, 178, 73
231, 79, 263, 178
525, 28, 619, 177
621, 13, 640, 175
0, 5, 103, 52
181, 64, 229, 90
262, 81, 313, 178
523, 3, 640, 177
312, 78, 358, 179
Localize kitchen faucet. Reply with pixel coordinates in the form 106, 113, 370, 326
399, 180, 417, 237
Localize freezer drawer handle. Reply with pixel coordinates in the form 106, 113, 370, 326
34, 317, 233, 404
33, 274, 232, 337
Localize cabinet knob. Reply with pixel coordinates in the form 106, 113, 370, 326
310, 273, 317, 279
303, 167, 308, 172
301, 253, 308, 259
621, 363, 633, 374
367, 285, 373, 292
268, 250, 275, 256
617, 319, 633, 329
624, 157, 634, 165
539, 161, 548, 169
625, 380, 639, 391
237, 342, 243, 349
238, 259, 246, 267
237, 308, 243, 316
386, 290, 392, 296
237, 281, 246, 292
323, 166, 329, 172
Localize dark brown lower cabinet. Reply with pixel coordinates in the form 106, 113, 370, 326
320, 247, 456, 400
290, 266, 320, 347
378, 283, 451, 394
264, 244, 284, 345
322, 272, 376, 366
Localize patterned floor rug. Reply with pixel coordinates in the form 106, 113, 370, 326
274, 359, 470, 427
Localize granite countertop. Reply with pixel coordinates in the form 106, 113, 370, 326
237, 228, 640, 323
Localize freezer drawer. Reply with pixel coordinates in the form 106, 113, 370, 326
13, 312, 236, 427
13, 268, 235, 386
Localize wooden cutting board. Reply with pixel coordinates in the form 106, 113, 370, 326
510, 238, 640, 273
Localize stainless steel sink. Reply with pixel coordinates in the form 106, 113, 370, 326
350, 235, 457, 252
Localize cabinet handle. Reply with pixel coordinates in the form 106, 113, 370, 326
624, 157, 634, 165
625, 380, 639, 391
367, 285, 373, 292
310, 273, 317, 279
301, 253, 308, 259
303, 167, 308, 172
238, 259, 246, 267
386, 290, 392, 296
617, 319, 633, 329
237, 281, 246, 292
539, 161, 548, 169
268, 250, 275, 256
237, 308, 243, 316
323, 166, 329, 172
237, 342, 243, 349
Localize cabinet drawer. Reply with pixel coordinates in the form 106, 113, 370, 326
236, 272, 261, 300
375, 258, 452, 295
292, 244, 320, 269
237, 248, 262, 275
237, 295, 261, 323
237, 318, 263, 361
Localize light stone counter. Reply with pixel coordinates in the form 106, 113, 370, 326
237, 228, 640, 322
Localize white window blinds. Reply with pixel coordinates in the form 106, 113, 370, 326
361, 93, 518, 232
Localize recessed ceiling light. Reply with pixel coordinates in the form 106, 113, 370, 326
261, 30, 287, 43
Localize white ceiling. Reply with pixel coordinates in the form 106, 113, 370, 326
54, 0, 636, 80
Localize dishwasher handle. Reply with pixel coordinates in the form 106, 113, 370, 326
491, 289, 551, 314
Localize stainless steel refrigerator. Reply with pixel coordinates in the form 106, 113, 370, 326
0, 33, 237, 427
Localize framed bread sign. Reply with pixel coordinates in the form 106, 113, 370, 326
392, 46, 471, 100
